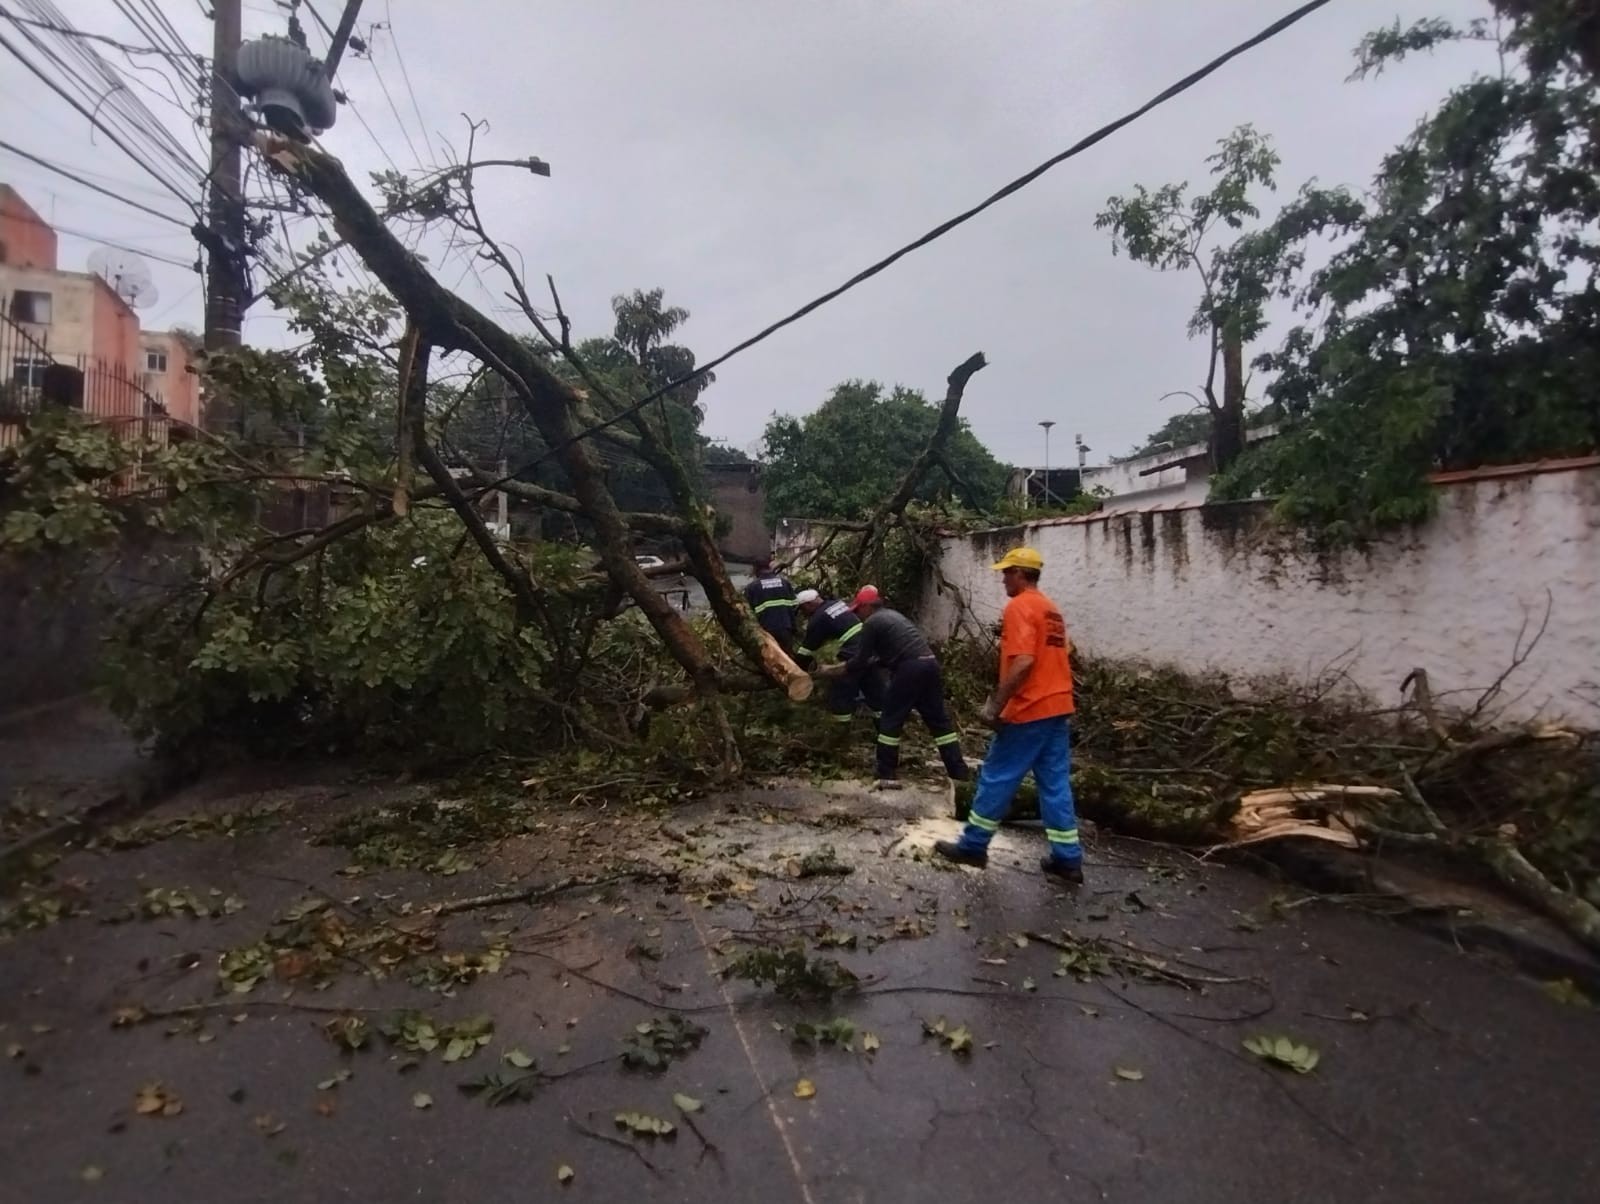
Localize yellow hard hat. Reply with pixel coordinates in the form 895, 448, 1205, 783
992, 546, 1044, 572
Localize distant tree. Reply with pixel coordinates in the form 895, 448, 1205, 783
1124, 407, 1213, 460
440, 288, 718, 519
761, 380, 1009, 523
701, 440, 755, 466
1216, 9, 1600, 539
1095, 127, 1362, 472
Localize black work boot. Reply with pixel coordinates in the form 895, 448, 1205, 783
1039, 856, 1084, 886
934, 840, 987, 869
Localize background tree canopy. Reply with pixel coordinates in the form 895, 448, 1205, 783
1212, 8, 1600, 540
760, 380, 1010, 524
439, 286, 717, 526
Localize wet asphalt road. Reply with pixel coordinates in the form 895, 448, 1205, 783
1, 771, 1596, 1204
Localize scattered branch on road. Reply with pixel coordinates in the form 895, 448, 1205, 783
429, 868, 678, 917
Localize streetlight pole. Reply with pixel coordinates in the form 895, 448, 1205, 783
1039, 420, 1056, 507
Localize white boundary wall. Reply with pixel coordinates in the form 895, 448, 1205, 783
923, 461, 1600, 728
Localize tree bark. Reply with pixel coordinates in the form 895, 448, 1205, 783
1211, 324, 1246, 472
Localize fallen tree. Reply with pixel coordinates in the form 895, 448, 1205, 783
937, 641, 1600, 954
255, 132, 809, 722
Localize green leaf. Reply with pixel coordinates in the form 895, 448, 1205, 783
1541, 979, 1592, 1009
412, 1092, 433, 1109
1114, 1067, 1144, 1082
503, 1049, 535, 1069
614, 1110, 676, 1137
672, 1092, 702, 1114
557, 1164, 575, 1185
1243, 1034, 1320, 1074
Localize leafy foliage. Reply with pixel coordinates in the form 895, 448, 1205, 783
920, 1016, 975, 1056
440, 286, 718, 522
619, 1015, 707, 1071
460, 1063, 545, 1106
1123, 408, 1214, 460
761, 380, 1009, 523
1216, 12, 1600, 539
721, 942, 859, 1001
1243, 1034, 1321, 1074
1096, 126, 1362, 471
790, 1017, 857, 1050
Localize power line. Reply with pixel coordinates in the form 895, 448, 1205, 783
3, 0, 207, 202
510, 0, 1336, 472
383, 0, 434, 164
0, 26, 202, 209
29, 0, 206, 179
0, 139, 193, 225
0, 9, 201, 59
5, 208, 200, 268
365, 42, 425, 169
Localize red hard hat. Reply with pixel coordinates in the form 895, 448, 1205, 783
850, 585, 882, 612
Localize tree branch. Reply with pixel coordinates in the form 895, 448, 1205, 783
254, 133, 776, 695
850, 351, 987, 580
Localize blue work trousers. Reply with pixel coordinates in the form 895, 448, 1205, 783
957, 715, 1081, 866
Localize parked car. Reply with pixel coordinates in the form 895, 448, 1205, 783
634, 554, 667, 570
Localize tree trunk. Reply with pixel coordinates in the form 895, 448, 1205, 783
1210, 323, 1246, 472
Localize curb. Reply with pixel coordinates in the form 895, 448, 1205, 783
1261, 838, 1600, 995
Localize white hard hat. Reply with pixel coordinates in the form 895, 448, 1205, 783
795, 588, 821, 605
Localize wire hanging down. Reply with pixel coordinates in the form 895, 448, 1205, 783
498, 0, 1335, 473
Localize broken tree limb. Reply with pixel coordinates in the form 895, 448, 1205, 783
255, 134, 796, 697
1480, 836, 1600, 954
428, 868, 677, 917
462, 466, 690, 535
641, 670, 804, 708
399, 324, 542, 620
850, 351, 987, 582
525, 275, 811, 693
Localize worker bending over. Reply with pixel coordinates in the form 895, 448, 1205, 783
838, 586, 968, 786
935, 547, 1083, 885
794, 589, 885, 724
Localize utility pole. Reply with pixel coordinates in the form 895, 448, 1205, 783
203, 0, 244, 361
323, 0, 365, 77
1039, 420, 1056, 507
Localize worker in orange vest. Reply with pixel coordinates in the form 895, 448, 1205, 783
934, 547, 1083, 884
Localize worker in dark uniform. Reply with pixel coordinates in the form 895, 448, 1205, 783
834, 586, 968, 785
742, 558, 798, 655
794, 589, 885, 725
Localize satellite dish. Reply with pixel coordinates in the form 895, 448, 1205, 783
87, 247, 160, 309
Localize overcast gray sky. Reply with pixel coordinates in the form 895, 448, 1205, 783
9, 1, 1498, 464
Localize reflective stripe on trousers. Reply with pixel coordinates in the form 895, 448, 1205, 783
957, 715, 1080, 863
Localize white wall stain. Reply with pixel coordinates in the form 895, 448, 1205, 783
925, 464, 1600, 728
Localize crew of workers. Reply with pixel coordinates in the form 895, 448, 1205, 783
755, 544, 1083, 886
